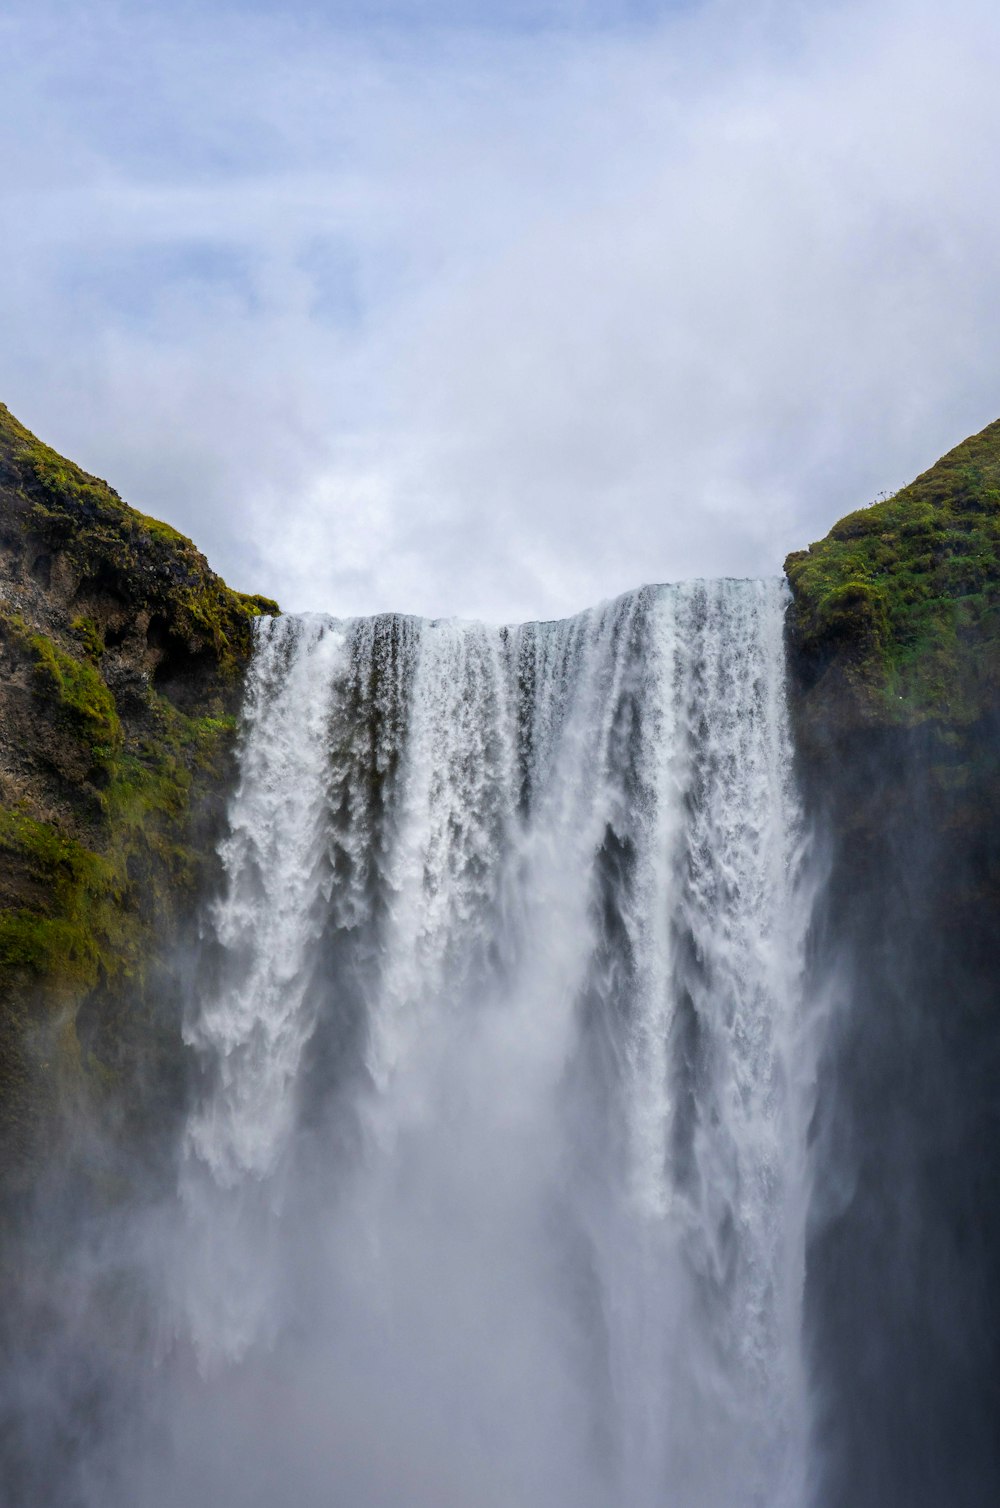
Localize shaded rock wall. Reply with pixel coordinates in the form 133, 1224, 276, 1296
786, 419, 1000, 1507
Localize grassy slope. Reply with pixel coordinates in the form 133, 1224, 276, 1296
785, 418, 1000, 726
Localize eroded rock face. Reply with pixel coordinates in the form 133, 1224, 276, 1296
785, 421, 1000, 1508
0, 402, 277, 1185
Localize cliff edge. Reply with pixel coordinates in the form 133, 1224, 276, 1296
785, 419, 1000, 1507
0, 403, 276, 1183
786, 416, 1000, 737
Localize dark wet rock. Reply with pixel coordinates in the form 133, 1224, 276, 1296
786, 420, 1000, 1507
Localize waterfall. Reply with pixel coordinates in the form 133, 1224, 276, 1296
174, 580, 815, 1508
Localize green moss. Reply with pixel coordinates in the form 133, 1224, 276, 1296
0, 806, 110, 885
786, 418, 1000, 724
0, 687, 237, 1129
71, 615, 104, 663
0, 913, 101, 987
237, 591, 280, 617
0, 809, 123, 991
0, 612, 123, 790
28, 630, 122, 753
0, 402, 267, 1175
0, 402, 279, 676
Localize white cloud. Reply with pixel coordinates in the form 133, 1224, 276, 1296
2, 0, 1000, 618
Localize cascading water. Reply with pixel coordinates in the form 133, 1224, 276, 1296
170, 580, 816, 1508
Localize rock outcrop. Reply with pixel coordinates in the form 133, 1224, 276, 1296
785, 419, 1000, 1508
0, 403, 276, 1185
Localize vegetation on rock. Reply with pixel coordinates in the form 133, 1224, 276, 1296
0, 403, 275, 1183
785, 414, 1000, 1009
785, 418, 1000, 728
0, 403, 277, 672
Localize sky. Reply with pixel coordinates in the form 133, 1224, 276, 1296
2, 0, 1000, 621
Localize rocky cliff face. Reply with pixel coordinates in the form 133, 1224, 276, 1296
785, 420, 1000, 1507
0, 403, 276, 1186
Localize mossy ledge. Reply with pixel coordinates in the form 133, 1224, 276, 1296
785, 414, 1000, 1014
0, 402, 277, 1186
785, 417, 1000, 735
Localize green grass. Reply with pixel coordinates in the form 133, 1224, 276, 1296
786, 421, 1000, 723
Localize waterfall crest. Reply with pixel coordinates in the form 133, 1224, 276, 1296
176, 580, 815, 1508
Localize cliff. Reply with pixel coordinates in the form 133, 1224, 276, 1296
785, 420, 1000, 1507
0, 403, 276, 1185
786, 417, 1000, 729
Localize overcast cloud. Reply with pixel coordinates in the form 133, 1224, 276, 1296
1, 0, 999, 619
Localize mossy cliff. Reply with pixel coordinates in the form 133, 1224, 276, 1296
785, 421, 1000, 1508
0, 403, 277, 1185
786, 417, 1000, 733
784, 416, 1000, 955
